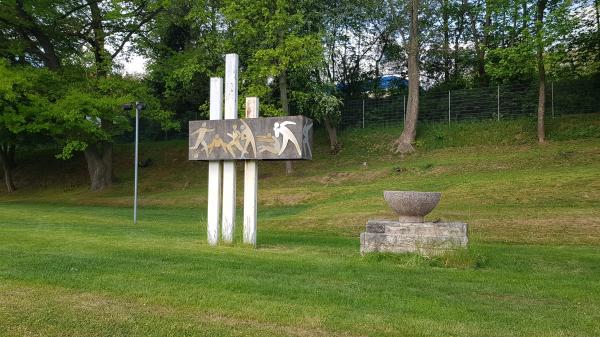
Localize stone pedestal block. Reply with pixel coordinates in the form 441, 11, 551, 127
360, 220, 468, 256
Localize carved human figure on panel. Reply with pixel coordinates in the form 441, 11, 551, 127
189, 122, 215, 155
273, 121, 301, 156
240, 120, 257, 157
257, 133, 281, 155
226, 124, 243, 156
302, 120, 312, 158
207, 134, 227, 155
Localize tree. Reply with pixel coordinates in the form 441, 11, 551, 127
0, 61, 56, 192
394, 0, 420, 154
321, 0, 397, 98
442, 0, 451, 82
535, 0, 548, 143
530, 0, 574, 142
145, 0, 226, 123
223, 0, 323, 174
0, 0, 171, 191
467, 0, 493, 84
318, 94, 343, 154
0, 0, 65, 70
50, 75, 175, 191
295, 85, 343, 153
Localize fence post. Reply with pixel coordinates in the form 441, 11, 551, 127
497, 85, 500, 121
551, 81, 554, 118
448, 90, 451, 124
362, 99, 365, 128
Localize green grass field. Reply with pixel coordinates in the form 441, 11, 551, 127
1, 115, 599, 336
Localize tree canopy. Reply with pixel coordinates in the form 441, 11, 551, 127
0, 0, 598, 191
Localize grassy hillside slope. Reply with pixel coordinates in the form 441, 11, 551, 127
1, 115, 599, 336
3, 114, 599, 244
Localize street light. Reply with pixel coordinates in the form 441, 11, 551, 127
122, 102, 145, 224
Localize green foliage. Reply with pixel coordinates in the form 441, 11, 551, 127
223, 0, 324, 116
0, 0, 178, 191
295, 89, 343, 125
547, 119, 600, 140
0, 60, 56, 143
486, 41, 537, 83
0, 61, 176, 160
146, 0, 226, 120
50, 75, 177, 159
485, 0, 578, 84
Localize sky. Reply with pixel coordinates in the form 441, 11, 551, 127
118, 53, 148, 75
110, 40, 148, 76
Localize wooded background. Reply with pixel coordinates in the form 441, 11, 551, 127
0, 0, 599, 191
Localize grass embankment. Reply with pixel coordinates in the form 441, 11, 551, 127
1, 114, 599, 336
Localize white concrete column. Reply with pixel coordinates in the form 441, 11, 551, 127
207, 77, 223, 245
243, 97, 259, 246
222, 53, 239, 243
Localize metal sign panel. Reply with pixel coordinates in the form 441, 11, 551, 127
189, 115, 313, 160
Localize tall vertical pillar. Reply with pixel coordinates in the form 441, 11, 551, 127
243, 97, 259, 246
222, 53, 239, 243
207, 78, 223, 245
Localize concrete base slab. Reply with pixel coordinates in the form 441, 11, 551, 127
360, 220, 468, 256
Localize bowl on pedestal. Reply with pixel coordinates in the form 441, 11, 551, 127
383, 191, 441, 223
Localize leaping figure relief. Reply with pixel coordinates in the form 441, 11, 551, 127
273, 121, 301, 156
189, 122, 215, 156
240, 120, 257, 157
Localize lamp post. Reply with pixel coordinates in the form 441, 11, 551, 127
122, 102, 145, 224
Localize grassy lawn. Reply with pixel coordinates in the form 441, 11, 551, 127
1, 116, 599, 336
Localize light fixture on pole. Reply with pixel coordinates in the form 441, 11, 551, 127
122, 102, 145, 224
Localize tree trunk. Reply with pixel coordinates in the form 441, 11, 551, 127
536, 0, 547, 143
481, 0, 491, 82
394, 0, 420, 154
595, 0, 600, 37
324, 119, 340, 154
442, 0, 450, 82
86, 1, 116, 189
0, 144, 16, 193
522, 1, 528, 32
468, 2, 489, 82
88, 0, 109, 76
1, 162, 15, 193
454, 1, 466, 79
279, 70, 294, 175
512, 2, 519, 41
84, 142, 113, 191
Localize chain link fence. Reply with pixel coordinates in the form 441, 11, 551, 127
340, 77, 600, 129
129, 77, 599, 141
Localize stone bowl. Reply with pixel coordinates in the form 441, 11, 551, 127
383, 191, 441, 223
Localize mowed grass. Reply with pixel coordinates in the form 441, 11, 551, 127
1, 115, 600, 336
